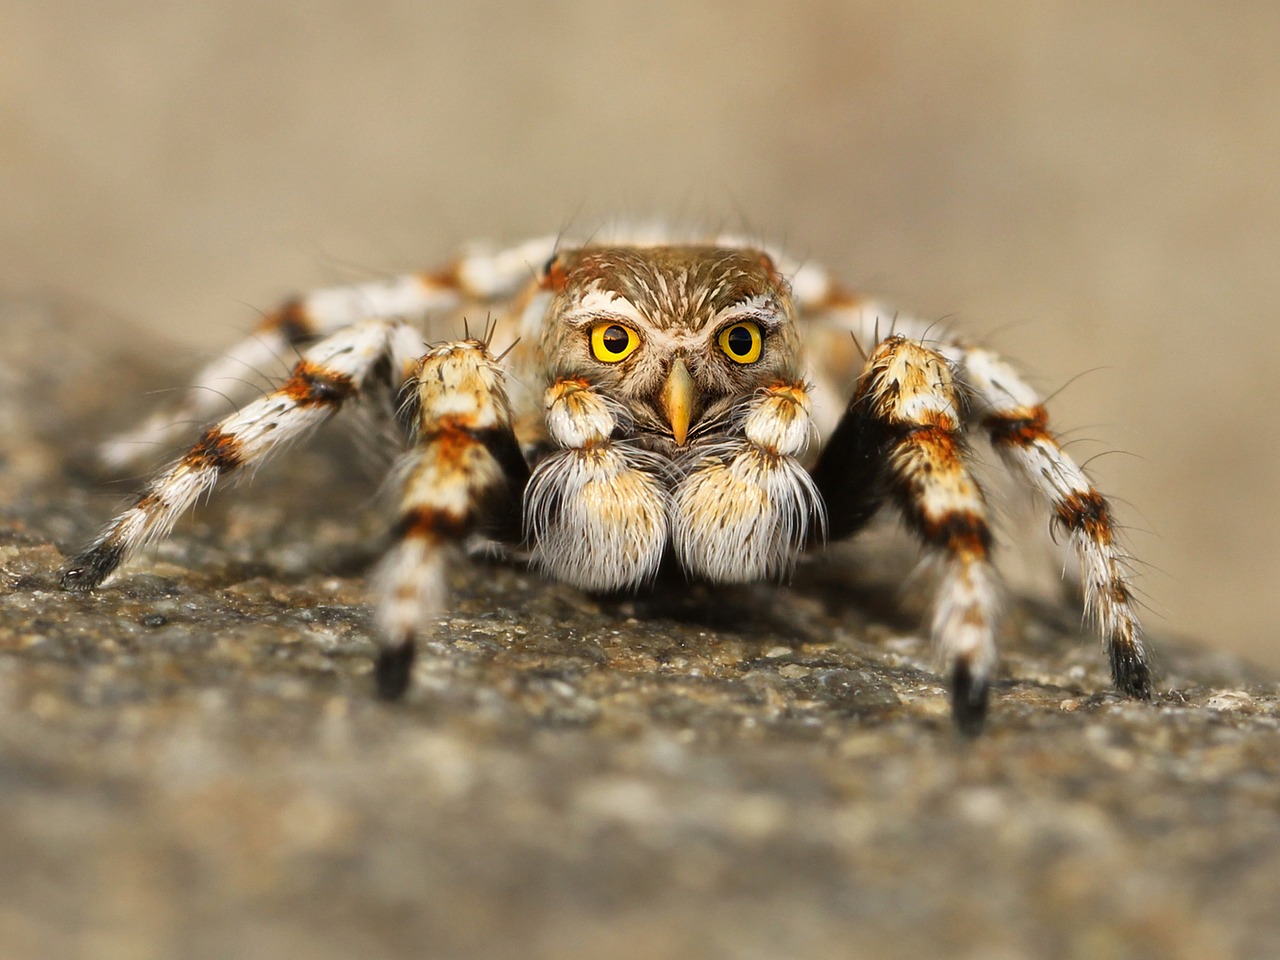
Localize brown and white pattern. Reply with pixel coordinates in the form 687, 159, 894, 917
857, 335, 1001, 731
63, 319, 417, 591
962, 347, 1150, 698
372, 338, 528, 698
62, 229, 1151, 731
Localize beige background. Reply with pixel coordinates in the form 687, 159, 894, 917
4, 1, 1278, 671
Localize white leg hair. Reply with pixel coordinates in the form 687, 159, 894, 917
372, 338, 529, 699
953, 347, 1151, 698
62, 319, 420, 591
100, 236, 558, 471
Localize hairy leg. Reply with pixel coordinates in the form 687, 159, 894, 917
956, 346, 1151, 698
372, 339, 529, 699
101, 236, 557, 470
62, 319, 424, 590
815, 335, 1001, 733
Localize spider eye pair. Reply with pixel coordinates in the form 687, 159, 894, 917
589, 321, 763, 364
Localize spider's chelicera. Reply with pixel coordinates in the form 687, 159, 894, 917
60, 232, 1151, 732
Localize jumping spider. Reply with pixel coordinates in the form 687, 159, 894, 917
61, 231, 1151, 732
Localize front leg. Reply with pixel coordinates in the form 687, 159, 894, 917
956, 346, 1151, 699
373, 340, 529, 699
812, 336, 1001, 734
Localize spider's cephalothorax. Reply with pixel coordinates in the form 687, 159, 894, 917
60, 232, 1151, 733
527, 245, 820, 594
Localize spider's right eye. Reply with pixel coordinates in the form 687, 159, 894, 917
590, 322, 640, 363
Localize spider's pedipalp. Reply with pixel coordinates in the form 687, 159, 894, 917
672, 381, 825, 583
959, 347, 1151, 699
525, 379, 669, 592
373, 340, 529, 699
62, 320, 407, 592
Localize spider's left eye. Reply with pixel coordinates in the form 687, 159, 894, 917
590, 322, 640, 362
718, 321, 763, 364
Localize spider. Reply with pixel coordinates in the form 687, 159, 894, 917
60, 231, 1151, 732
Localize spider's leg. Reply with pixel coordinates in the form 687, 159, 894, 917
791, 261, 1151, 702
98, 275, 460, 471
102, 236, 558, 470
372, 340, 529, 700
62, 319, 423, 591
954, 346, 1151, 700
672, 381, 824, 582
813, 335, 1000, 734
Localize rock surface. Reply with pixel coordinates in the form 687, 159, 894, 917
2, 297, 1278, 960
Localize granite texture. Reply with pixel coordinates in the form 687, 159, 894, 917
2, 297, 1278, 960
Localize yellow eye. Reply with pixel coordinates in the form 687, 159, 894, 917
718, 321, 763, 364
590, 322, 640, 362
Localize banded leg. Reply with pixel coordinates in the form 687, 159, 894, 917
62, 319, 422, 591
524, 379, 670, 592
957, 347, 1151, 699
101, 236, 557, 470
815, 336, 1001, 734
373, 340, 529, 699
672, 381, 825, 582
791, 259, 1152, 701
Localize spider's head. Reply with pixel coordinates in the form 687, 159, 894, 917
538, 244, 803, 453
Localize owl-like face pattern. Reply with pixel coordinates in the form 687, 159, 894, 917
521, 245, 823, 596
538, 246, 804, 456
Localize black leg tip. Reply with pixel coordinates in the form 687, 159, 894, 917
951, 661, 990, 737
1112, 648, 1153, 701
59, 544, 122, 594
59, 565, 93, 593
375, 639, 416, 701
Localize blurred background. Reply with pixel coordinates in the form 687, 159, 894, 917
4, 0, 1278, 671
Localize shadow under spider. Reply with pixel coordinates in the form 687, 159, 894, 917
586, 553, 923, 644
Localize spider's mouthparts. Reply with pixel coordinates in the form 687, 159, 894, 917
660, 359, 694, 446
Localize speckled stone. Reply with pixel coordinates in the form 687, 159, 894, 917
2, 297, 1278, 960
